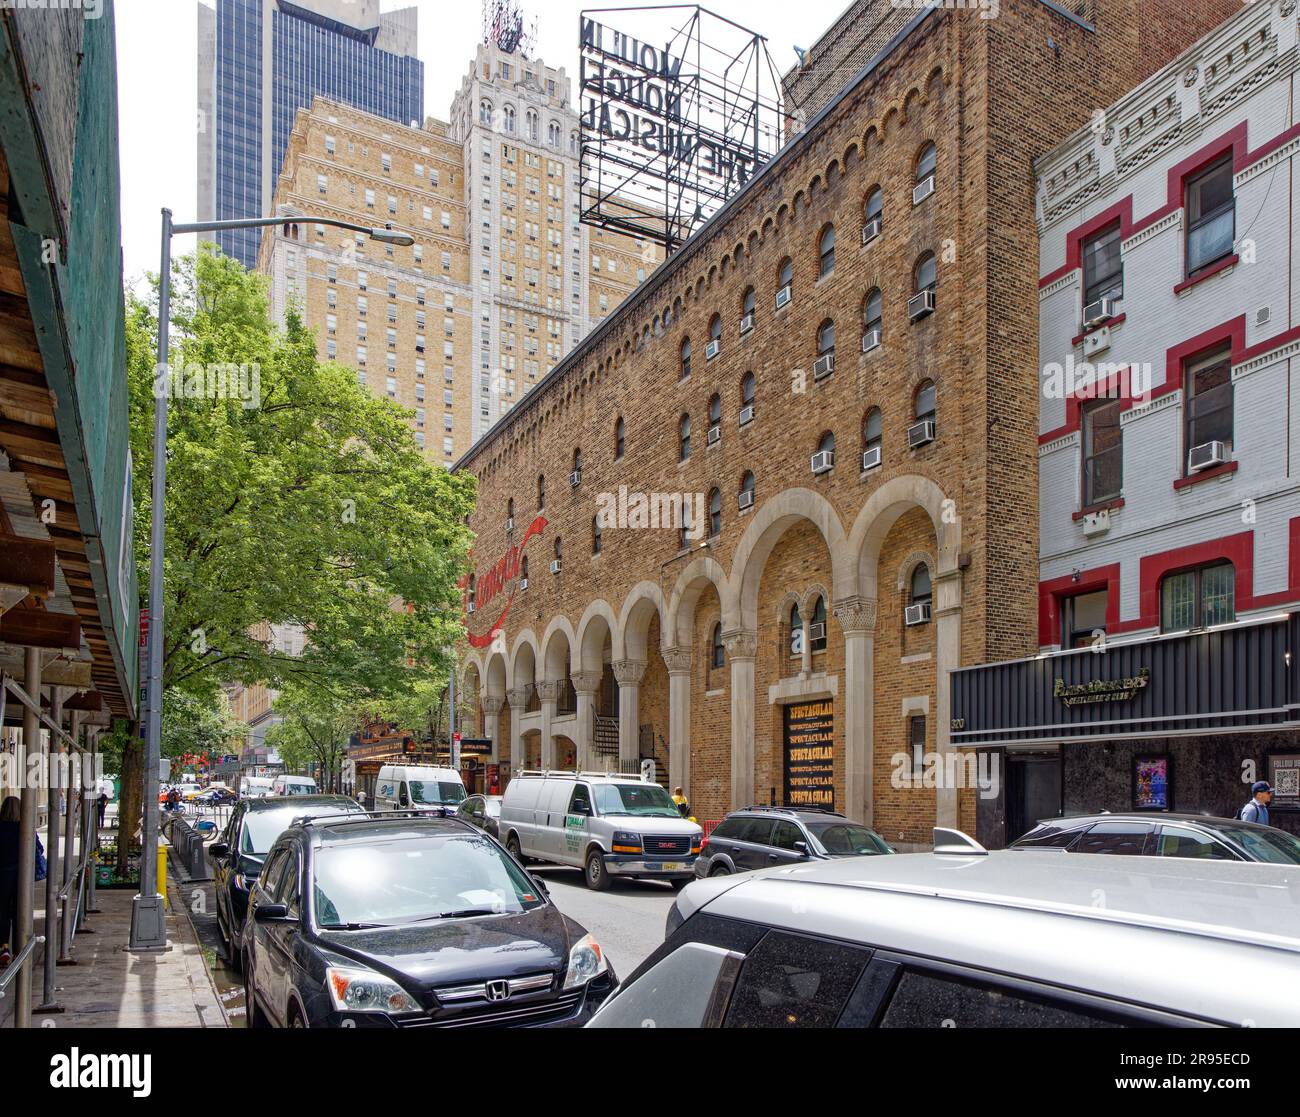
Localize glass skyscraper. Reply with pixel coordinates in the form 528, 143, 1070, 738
198, 0, 423, 269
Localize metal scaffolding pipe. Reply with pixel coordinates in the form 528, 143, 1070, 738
13, 647, 41, 1028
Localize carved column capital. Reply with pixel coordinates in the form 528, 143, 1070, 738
722, 630, 758, 661
534, 679, 563, 703
506, 685, 532, 708
481, 695, 506, 716
612, 659, 647, 686
833, 596, 877, 636
662, 646, 693, 675
570, 671, 601, 695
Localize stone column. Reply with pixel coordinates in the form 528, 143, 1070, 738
663, 647, 693, 796
612, 660, 646, 771
481, 695, 505, 763
534, 680, 563, 770
834, 597, 877, 826
506, 686, 531, 775
933, 568, 963, 831
570, 671, 601, 770
723, 631, 757, 810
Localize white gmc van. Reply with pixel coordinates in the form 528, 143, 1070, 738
375, 764, 467, 814
500, 771, 702, 890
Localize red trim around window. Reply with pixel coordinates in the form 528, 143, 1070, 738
1132, 532, 1254, 632
1172, 461, 1238, 490
1071, 497, 1124, 521
1039, 564, 1121, 647
1173, 253, 1239, 294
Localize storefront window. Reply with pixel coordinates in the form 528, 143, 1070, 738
1160, 562, 1234, 632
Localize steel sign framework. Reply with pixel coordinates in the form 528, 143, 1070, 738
579, 5, 784, 252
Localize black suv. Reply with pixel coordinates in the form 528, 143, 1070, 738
241, 812, 616, 1028
1011, 812, 1300, 864
209, 794, 366, 969
695, 806, 893, 878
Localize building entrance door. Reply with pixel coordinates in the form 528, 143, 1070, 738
1006, 753, 1061, 843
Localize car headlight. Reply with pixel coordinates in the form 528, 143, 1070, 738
325, 966, 421, 1015
562, 933, 608, 990
611, 830, 642, 854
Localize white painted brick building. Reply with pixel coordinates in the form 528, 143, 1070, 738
1035, 0, 1300, 653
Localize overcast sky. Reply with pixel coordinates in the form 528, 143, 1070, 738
114, 0, 851, 286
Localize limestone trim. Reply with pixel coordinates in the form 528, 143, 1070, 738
722, 629, 758, 661
611, 659, 647, 686
480, 695, 506, 716
569, 670, 601, 694
832, 596, 877, 636
662, 646, 693, 675
534, 679, 563, 702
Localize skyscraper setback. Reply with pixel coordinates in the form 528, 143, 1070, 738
197, 0, 424, 269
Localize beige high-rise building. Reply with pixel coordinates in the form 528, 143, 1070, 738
258, 42, 662, 464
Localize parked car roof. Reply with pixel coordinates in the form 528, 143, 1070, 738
675, 845, 1300, 1026
1033, 811, 1279, 832
243, 794, 361, 813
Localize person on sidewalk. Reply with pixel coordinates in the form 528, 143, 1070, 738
0, 794, 46, 969
1239, 781, 1273, 825
671, 786, 690, 818
96, 791, 108, 830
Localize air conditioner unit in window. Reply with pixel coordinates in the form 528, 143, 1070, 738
908, 289, 936, 321
860, 217, 882, 245
505, 516, 514, 533
861, 328, 881, 353
1188, 440, 1228, 473
1081, 296, 1117, 329
913, 174, 935, 205
904, 602, 932, 626
520, 577, 529, 591
705, 339, 720, 360
739, 404, 755, 426
810, 449, 835, 475
861, 446, 882, 471
813, 353, 835, 380
807, 621, 826, 643
738, 489, 754, 511
740, 312, 755, 335
550, 559, 562, 575
775, 284, 792, 310
908, 420, 936, 448
570, 470, 582, 488
707, 425, 721, 446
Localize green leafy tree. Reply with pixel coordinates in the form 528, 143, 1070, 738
265, 683, 362, 793
118, 248, 474, 864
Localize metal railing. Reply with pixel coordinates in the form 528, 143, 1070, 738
0, 937, 45, 1000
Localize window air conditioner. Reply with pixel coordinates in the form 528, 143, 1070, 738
810, 450, 835, 475
904, 602, 932, 626
908, 420, 936, 448
861, 446, 882, 471
1187, 441, 1228, 473
908, 289, 936, 321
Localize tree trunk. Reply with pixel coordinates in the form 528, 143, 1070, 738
116, 726, 144, 878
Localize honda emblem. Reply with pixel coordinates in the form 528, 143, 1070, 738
486, 979, 510, 1002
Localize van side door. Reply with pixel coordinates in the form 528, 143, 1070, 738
558, 783, 593, 866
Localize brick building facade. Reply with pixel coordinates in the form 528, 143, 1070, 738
455, 0, 1239, 845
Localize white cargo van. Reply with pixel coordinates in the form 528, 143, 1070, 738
375, 765, 467, 814
500, 771, 701, 891
240, 775, 273, 798
271, 774, 318, 797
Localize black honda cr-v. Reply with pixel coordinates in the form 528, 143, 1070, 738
241, 813, 616, 1028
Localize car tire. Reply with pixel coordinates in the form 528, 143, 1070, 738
585, 849, 611, 891
506, 834, 526, 863
709, 864, 731, 877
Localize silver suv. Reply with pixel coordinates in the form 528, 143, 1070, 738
588, 829, 1300, 1028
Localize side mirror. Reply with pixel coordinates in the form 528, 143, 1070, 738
209, 842, 230, 859
253, 902, 291, 923
793, 841, 810, 857
531, 876, 549, 894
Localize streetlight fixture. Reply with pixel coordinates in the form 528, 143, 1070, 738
129, 209, 415, 950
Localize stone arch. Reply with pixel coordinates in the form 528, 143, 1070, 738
617, 581, 666, 662
800, 581, 832, 621
730, 487, 850, 630
575, 598, 618, 674
541, 614, 577, 681
846, 474, 960, 600
484, 648, 508, 698
508, 628, 540, 691
896, 550, 935, 593
666, 555, 733, 649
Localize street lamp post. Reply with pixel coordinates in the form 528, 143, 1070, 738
128, 209, 414, 950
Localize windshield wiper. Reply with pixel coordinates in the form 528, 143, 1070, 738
318, 921, 389, 930
396, 908, 502, 924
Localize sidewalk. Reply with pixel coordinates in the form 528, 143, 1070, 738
0, 821, 227, 1029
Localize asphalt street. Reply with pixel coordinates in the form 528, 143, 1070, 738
530, 865, 677, 981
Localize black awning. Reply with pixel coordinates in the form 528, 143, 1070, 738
951, 614, 1299, 747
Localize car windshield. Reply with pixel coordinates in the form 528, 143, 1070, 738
808, 822, 891, 856
312, 833, 545, 927
1214, 823, 1300, 864
242, 806, 355, 854
409, 780, 466, 806
591, 783, 680, 818
282, 783, 317, 796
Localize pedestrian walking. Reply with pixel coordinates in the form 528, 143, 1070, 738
96, 791, 108, 830
0, 794, 46, 969
1239, 781, 1273, 825
671, 785, 690, 818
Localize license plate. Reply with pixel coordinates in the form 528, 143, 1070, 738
659, 862, 682, 872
